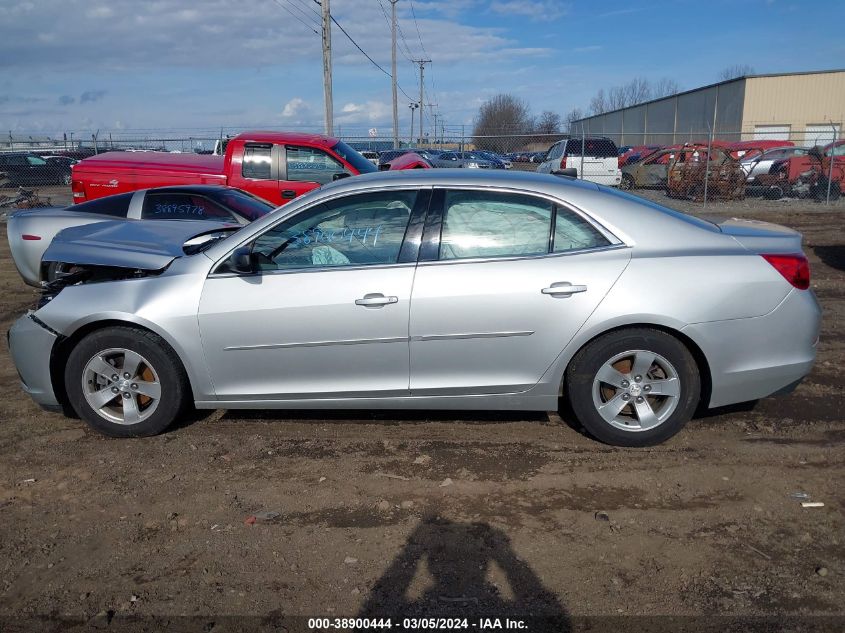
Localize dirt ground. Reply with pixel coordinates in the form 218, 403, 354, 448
0, 186, 843, 632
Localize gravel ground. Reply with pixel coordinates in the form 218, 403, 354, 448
0, 186, 843, 632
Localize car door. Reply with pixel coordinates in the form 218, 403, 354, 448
409, 188, 630, 396
197, 188, 429, 401
231, 142, 282, 205
538, 142, 563, 174
280, 145, 352, 201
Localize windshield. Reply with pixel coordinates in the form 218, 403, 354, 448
331, 141, 378, 174
211, 188, 275, 221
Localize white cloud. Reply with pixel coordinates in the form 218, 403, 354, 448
281, 98, 307, 118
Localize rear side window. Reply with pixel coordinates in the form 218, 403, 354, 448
547, 143, 564, 160
141, 193, 236, 222
439, 191, 553, 260
565, 138, 618, 158
242, 143, 272, 180
553, 208, 610, 252
71, 192, 133, 217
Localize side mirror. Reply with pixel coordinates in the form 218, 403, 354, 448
333, 172, 351, 181
230, 245, 254, 274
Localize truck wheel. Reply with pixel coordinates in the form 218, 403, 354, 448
620, 174, 635, 190
65, 326, 190, 437
565, 328, 700, 447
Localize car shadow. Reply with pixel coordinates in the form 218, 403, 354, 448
217, 408, 549, 426
358, 515, 570, 631
814, 244, 845, 272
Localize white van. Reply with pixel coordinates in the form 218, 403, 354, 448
537, 137, 622, 186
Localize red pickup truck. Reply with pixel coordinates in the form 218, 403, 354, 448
71, 131, 384, 206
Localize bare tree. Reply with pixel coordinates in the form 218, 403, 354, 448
589, 88, 607, 115
653, 77, 681, 98
564, 107, 585, 133
718, 64, 755, 81
534, 110, 561, 135
623, 77, 652, 106
472, 94, 534, 153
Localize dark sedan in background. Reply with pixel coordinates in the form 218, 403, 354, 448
0, 152, 74, 186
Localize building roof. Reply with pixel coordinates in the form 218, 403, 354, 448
572, 68, 845, 123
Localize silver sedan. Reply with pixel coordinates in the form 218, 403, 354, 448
7, 170, 820, 446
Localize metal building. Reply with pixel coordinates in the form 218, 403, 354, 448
570, 69, 845, 147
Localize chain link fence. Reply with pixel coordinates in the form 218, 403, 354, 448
2, 125, 842, 207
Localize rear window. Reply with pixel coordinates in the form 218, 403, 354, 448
71, 192, 133, 217
565, 138, 618, 158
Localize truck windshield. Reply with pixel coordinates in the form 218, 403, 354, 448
331, 141, 378, 174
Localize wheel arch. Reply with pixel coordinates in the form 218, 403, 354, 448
49, 318, 198, 414
557, 322, 712, 411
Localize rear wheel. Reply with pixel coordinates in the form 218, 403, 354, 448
565, 328, 700, 447
619, 173, 635, 190
60, 172, 72, 185
65, 326, 189, 437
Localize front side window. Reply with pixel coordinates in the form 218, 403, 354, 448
286, 146, 347, 184
251, 191, 417, 271
242, 144, 272, 180
141, 193, 236, 222
26, 155, 48, 166
439, 191, 553, 260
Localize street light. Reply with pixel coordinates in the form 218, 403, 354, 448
408, 103, 420, 146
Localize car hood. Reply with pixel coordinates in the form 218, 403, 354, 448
43, 219, 241, 269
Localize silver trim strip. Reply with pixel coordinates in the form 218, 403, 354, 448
412, 331, 534, 342
224, 336, 408, 351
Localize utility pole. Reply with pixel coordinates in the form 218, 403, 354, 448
427, 103, 437, 145
411, 59, 430, 145
321, 0, 333, 136
389, 0, 399, 149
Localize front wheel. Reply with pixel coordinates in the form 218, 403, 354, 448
565, 328, 700, 447
65, 326, 189, 437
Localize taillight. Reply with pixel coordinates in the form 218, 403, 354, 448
559, 153, 568, 170
762, 253, 810, 290
71, 179, 85, 201
22, 234, 42, 241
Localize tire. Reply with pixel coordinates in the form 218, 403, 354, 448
619, 173, 635, 190
565, 328, 700, 447
60, 172, 72, 186
65, 326, 189, 437
811, 177, 840, 201
764, 185, 784, 200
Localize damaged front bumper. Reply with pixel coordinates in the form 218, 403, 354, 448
7, 312, 61, 410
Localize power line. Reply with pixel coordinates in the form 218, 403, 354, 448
270, 0, 318, 34
330, 13, 415, 101
291, 0, 321, 18
408, 0, 429, 58
375, 0, 414, 61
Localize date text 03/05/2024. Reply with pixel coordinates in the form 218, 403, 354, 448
307, 617, 528, 630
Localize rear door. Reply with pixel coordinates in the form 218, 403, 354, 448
538, 142, 563, 174
408, 188, 630, 396
280, 145, 352, 201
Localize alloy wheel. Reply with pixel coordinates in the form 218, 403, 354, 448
81, 348, 162, 425
591, 349, 680, 432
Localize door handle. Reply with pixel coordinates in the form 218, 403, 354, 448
541, 282, 587, 296
281, 189, 297, 199
355, 293, 398, 307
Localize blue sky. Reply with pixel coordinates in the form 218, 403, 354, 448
0, 0, 842, 138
